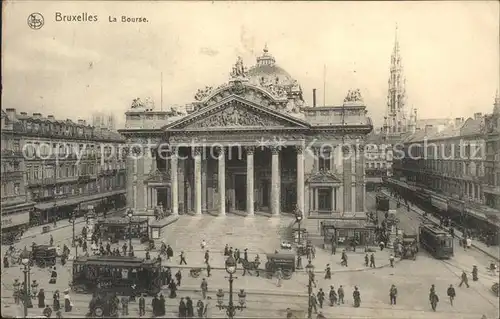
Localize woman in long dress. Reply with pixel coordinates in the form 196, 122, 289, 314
64, 290, 72, 312
37, 289, 45, 308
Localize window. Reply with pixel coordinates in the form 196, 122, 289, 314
34, 166, 40, 179
13, 162, 20, 171
318, 152, 331, 171
14, 183, 20, 195
318, 188, 332, 211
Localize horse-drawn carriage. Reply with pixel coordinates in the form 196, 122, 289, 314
33, 245, 57, 268
264, 253, 295, 279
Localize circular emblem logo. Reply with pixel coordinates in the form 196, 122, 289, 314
27, 13, 44, 30
94, 307, 103, 317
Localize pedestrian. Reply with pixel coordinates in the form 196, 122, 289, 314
152, 295, 159, 317
32, 280, 39, 298
447, 284, 456, 306
52, 290, 60, 311
472, 265, 478, 281
352, 286, 361, 307
197, 299, 204, 318
201, 239, 206, 250
364, 254, 369, 267
224, 244, 229, 256
145, 251, 150, 260
63, 289, 72, 312
324, 264, 331, 279
206, 263, 211, 277
159, 293, 166, 316
317, 288, 325, 308
389, 254, 395, 267
204, 250, 209, 264
244, 248, 248, 262
13, 279, 20, 304
169, 279, 177, 298
308, 269, 316, 288
121, 295, 129, 315
309, 293, 318, 314
329, 285, 337, 306
139, 294, 146, 316
337, 285, 344, 304
186, 296, 194, 318
389, 284, 397, 305
130, 284, 137, 302
379, 241, 385, 251
38, 288, 45, 308
180, 251, 187, 265
43, 305, 53, 318
167, 245, 174, 261
176, 270, 182, 286
204, 296, 211, 318
341, 250, 348, 267
459, 270, 470, 288
370, 253, 376, 268
50, 235, 54, 246
201, 278, 208, 299
430, 291, 439, 311
466, 237, 472, 249
276, 268, 283, 287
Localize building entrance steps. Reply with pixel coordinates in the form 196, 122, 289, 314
381, 188, 500, 261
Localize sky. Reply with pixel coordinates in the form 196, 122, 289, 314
2, 1, 499, 129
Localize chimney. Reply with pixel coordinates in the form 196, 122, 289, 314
425, 124, 433, 134
20, 112, 27, 116
47, 115, 55, 120
454, 117, 462, 127
312, 89, 317, 107
32, 113, 42, 119
5, 108, 16, 119
474, 112, 482, 120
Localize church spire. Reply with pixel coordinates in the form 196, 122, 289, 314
494, 89, 500, 114
384, 24, 408, 134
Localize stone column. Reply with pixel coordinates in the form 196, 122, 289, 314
351, 147, 356, 213
194, 147, 202, 215
218, 147, 226, 216
201, 155, 207, 212
246, 146, 255, 215
171, 148, 179, 215
296, 145, 305, 214
314, 188, 319, 211
153, 188, 157, 207
332, 187, 336, 212
271, 146, 281, 215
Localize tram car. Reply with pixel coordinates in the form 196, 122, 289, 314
419, 223, 454, 259
71, 256, 162, 296
376, 194, 390, 212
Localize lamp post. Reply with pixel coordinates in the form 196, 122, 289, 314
21, 258, 33, 316
295, 206, 303, 270
306, 261, 314, 319
216, 255, 246, 319
127, 209, 133, 250
69, 211, 78, 257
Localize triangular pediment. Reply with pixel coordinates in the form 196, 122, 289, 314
145, 169, 170, 183
307, 171, 342, 184
164, 95, 309, 130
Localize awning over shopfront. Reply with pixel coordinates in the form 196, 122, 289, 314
388, 178, 416, 191
431, 195, 448, 211
35, 190, 126, 210
1, 210, 30, 229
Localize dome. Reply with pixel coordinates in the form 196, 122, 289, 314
246, 44, 298, 87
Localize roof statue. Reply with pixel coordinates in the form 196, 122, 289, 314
131, 98, 145, 109
144, 97, 155, 110
194, 86, 214, 101
230, 56, 247, 78
344, 89, 364, 103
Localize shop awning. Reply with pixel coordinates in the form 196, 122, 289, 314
34, 190, 125, 210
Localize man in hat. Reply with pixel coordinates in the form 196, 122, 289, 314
459, 270, 470, 288
206, 262, 211, 277
328, 285, 337, 306
204, 250, 210, 264
389, 284, 397, 305
324, 264, 331, 279
138, 294, 146, 316
63, 289, 72, 312
201, 278, 208, 299
244, 248, 248, 262
175, 270, 182, 286
179, 251, 187, 265
197, 299, 204, 318
204, 296, 211, 318
13, 279, 21, 304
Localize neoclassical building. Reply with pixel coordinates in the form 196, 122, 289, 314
119, 47, 373, 218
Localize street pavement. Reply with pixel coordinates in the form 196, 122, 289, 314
2, 213, 498, 318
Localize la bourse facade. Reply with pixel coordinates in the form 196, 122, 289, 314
120, 48, 372, 218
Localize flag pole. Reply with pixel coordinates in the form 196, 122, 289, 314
160, 72, 163, 111
323, 64, 327, 106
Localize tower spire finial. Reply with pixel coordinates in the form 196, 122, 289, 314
263, 43, 268, 53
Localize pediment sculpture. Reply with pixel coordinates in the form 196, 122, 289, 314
344, 89, 364, 103
186, 104, 287, 129
307, 170, 342, 184
146, 168, 170, 183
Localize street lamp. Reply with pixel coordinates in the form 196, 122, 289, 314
69, 211, 78, 257
306, 261, 315, 319
216, 255, 246, 319
295, 206, 303, 270
127, 209, 133, 250
21, 258, 33, 316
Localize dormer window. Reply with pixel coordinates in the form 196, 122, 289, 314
319, 152, 332, 171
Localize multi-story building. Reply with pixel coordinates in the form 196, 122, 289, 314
392, 105, 499, 236
92, 112, 116, 131
483, 92, 500, 210
364, 131, 393, 191
2, 108, 127, 226
119, 46, 373, 220
1, 109, 35, 239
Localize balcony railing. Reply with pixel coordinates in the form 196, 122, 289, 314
1, 171, 23, 180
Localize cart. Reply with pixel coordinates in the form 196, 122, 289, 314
265, 253, 295, 280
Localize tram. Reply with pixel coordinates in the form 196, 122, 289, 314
419, 223, 454, 259
376, 194, 390, 212
71, 256, 162, 295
